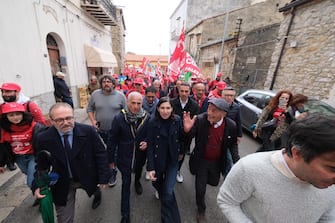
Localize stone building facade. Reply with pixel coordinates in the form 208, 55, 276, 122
111, 8, 126, 74
265, 0, 335, 105
185, 0, 287, 89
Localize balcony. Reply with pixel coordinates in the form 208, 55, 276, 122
81, 0, 117, 26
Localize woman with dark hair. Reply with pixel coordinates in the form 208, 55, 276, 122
288, 93, 308, 120
0, 102, 45, 188
147, 96, 184, 223
253, 90, 293, 151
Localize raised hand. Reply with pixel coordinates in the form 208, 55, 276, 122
183, 111, 197, 133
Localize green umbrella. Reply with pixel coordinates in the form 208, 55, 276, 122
36, 151, 56, 223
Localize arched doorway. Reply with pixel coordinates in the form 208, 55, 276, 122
46, 34, 61, 75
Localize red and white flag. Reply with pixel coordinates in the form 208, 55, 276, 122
156, 59, 162, 80
182, 52, 203, 78
168, 25, 186, 81
140, 57, 149, 73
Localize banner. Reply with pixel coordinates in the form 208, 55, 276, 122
168, 25, 186, 80
182, 52, 202, 79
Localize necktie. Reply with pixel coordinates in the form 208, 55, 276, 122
63, 134, 73, 178
63, 134, 71, 150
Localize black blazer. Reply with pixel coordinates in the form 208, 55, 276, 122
33, 123, 109, 206
189, 113, 239, 175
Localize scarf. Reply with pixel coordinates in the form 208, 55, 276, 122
124, 106, 146, 125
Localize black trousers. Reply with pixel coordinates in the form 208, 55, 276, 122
195, 159, 221, 213
134, 148, 147, 182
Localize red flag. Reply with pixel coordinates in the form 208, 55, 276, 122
168, 25, 186, 80
140, 57, 149, 72
156, 59, 162, 80
182, 53, 203, 78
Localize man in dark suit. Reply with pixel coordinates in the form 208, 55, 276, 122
171, 81, 200, 183
184, 98, 239, 223
108, 92, 150, 223
32, 103, 109, 223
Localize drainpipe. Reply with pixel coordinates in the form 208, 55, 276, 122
269, 7, 296, 90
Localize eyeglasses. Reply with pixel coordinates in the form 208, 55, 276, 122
102, 80, 112, 84
52, 116, 74, 124
134, 83, 142, 86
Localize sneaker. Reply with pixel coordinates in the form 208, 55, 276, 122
108, 168, 117, 187
155, 190, 160, 200
145, 171, 150, 181
176, 171, 184, 183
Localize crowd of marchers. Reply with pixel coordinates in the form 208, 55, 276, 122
0, 71, 335, 223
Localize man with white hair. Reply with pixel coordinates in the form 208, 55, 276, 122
108, 92, 150, 223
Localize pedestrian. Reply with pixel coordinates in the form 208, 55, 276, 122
208, 72, 222, 91
87, 75, 100, 95
183, 98, 239, 223
152, 79, 166, 99
87, 74, 126, 187
147, 96, 185, 223
0, 82, 46, 171
108, 92, 150, 223
253, 90, 293, 151
142, 86, 158, 116
208, 81, 226, 99
0, 102, 46, 189
217, 114, 335, 223
288, 93, 308, 120
126, 78, 145, 97
32, 102, 109, 223
171, 81, 199, 183
191, 82, 209, 114
222, 86, 242, 174
53, 72, 73, 108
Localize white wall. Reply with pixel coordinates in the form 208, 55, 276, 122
0, 0, 114, 111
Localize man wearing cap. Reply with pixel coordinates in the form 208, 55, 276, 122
0, 82, 46, 171
208, 81, 227, 99
183, 98, 239, 223
208, 72, 222, 91
126, 78, 145, 97
53, 72, 73, 108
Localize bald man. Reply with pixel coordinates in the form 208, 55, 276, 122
107, 92, 151, 223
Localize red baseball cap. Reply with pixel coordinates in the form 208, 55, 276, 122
133, 78, 143, 85
216, 81, 227, 90
216, 72, 222, 78
1, 102, 25, 114
0, 83, 21, 92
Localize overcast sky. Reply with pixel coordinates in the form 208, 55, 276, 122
113, 0, 181, 56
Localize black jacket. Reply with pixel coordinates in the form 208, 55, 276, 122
188, 113, 239, 175
53, 76, 71, 99
226, 101, 243, 137
171, 97, 200, 118
32, 123, 109, 206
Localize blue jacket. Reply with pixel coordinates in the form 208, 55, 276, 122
33, 123, 109, 206
147, 115, 184, 173
108, 109, 150, 171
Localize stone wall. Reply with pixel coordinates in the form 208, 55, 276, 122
266, 0, 335, 104
186, 0, 286, 83
111, 8, 126, 73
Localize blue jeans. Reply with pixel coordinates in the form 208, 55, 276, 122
153, 162, 181, 223
225, 149, 233, 175
15, 154, 36, 187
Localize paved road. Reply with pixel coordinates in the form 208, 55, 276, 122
3, 128, 260, 223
